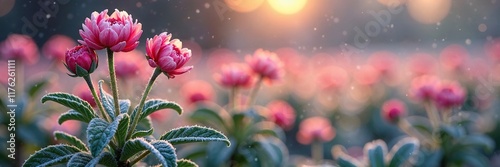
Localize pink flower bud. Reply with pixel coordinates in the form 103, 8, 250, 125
0, 34, 39, 64
146, 32, 193, 78
297, 117, 335, 144
180, 80, 214, 104
79, 9, 142, 52
42, 35, 77, 61
433, 81, 465, 109
214, 63, 253, 88
409, 75, 440, 102
245, 49, 283, 81
381, 99, 407, 123
64, 45, 98, 77
265, 100, 296, 130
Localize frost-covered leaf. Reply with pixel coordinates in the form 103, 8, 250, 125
177, 159, 198, 167
23, 144, 81, 167
42, 92, 96, 121
253, 137, 288, 167
98, 81, 116, 120
116, 113, 130, 147
457, 135, 495, 152
54, 131, 88, 152
132, 128, 154, 138
332, 145, 362, 167
388, 138, 419, 167
59, 109, 92, 124
67, 152, 117, 167
159, 125, 230, 146
120, 138, 177, 167
120, 99, 131, 114
190, 108, 227, 131
132, 99, 182, 123
366, 140, 386, 167
87, 114, 126, 157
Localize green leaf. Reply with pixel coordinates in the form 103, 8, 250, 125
22, 144, 81, 167
332, 145, 361, 167
116, 113, 130, 147
132, 99, 182, 123
58, 110, 92, 124
366, 140, 386, 167
120, 99, 131, 114
67, 152, 117, 167
159, 125, 230, 146
98, 81, 116, 120
388, 138, 419, 167
54, 131, 88, 152
253, 137, 288, 167
177, 159, 198, 167
27, 79, 49, 98
120, 138, 177, 167
87, 114, 126, 157
206, 138, 237, 166
457, 135, 495, 152
250, 121, 286, 140
132, 128, 154, 138
190, 108, 227, 132
41, 92, 96, 121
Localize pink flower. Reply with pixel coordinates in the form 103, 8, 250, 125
73, 83, 96, 107
114, 50, 143, 79
42, 35, 76, 61
0, 34, 39, 64
245, 49, 283, 81
214, 63, 253, 88
368, 51, 398, 78
409, 75, 440, 102
64, 45, 98, 77
433, 81, 465, 109
381, 99, 407, 123
316, 66, 349, 91
297, 117, 335, 144
485, 38, 500, 61
79, 9, 142, 52
265, 100, 296, 130
146, 32, 193, 78
180, 80, 214, 104
440, 44, 469, 72
408, 53, 437, 76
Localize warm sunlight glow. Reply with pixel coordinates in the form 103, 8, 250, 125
225, 0, 265, 13
407, 0, 451, 24
268, 0, 308, 15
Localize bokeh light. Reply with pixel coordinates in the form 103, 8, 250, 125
407, 0, 451, 24
268, 0, 308, 15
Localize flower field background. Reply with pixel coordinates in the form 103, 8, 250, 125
1, 0, 500, 167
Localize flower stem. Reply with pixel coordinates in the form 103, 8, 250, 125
424, 102, 440, 129
129, 151, 150, 166
312, 140, 323, 165
107, 48, 121, 116
247, 75, 263, 108
230, 87, 239, 112
83, 75, 110, 122
126, 68, 162, 140
442, 108, 452, 124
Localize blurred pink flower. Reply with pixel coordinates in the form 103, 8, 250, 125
409, 75, 440, 102
353, 65, 379, 86
246, 49, 283, 81
146, 32, 193, 78
74, 83, 96, 107
433, 81, 465, 109
381, 99, 407, 123
42, 35, 76, 61
214, 63, 253, 88
316, 66, 349, 91
408, 53, 437, 76
265, 100, 296, 130
440, 44, 469, 72
43, 114, 81, 136
114, 50, 143, 79
0, 34, 39, 64
79, 9, 142, 52
368, 51, 398, 79
180, 80, 214, 104
297, 116, 335, 144
64, 45, 98, 77
485, 38, 500, 61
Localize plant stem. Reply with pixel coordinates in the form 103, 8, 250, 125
247, 75, 263, 108
107, 48, 121, 116
83, 75, 110, 122
129, 151, 150, 166
424, 102, 440, 129
230, 87, 238, 112
312, 140, 323, 165
442, 108, 452, 124
126, 68, 162, 140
